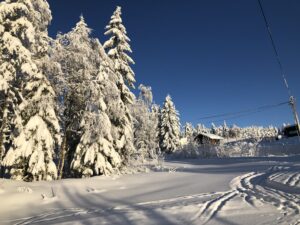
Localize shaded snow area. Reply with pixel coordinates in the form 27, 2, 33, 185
1, 156, 300, 225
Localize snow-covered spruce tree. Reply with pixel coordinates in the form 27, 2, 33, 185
100, 57, 135, 169
1, 0, 60, 181
103, 7, 135, 165
70, 34, 134, 176
0, 0, 33, 171
148, 104, 162, 157
183, 122, 194, 140
50, 16, 105, 178
151, 104, 162, 156
0, 44, 16, 169
160, 95, 181, 154
222, 121, 229, 138
103, 6, 135, 105
138, 84, 153, 106
130, 85, 160, 160
229, 124, 241, 139
43, 37, 68, 179
71, 63, 122, 177
211, 123, 217, 135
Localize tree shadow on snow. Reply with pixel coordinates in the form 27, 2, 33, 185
23, 184, 184, 225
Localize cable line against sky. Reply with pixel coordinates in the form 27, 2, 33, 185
197, 1, 299, 127
258, 0, 300, 134
257, 0, 292, 97
209, 102, 289, 124
198, 101, 289, 121
194, 1, 295, 126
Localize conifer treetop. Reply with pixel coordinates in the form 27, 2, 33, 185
160, 95, 181, 153
73, 15, 91, 34
103, 6, 135, 88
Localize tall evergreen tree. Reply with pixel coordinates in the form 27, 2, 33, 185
131, 85, 159, 160
102, 56, 135, 166
0, 0, 28, 169
103, 7, 135, 164
183, 122, 194, 140
160, 95, 180, 154
222, 121, 229, 138
103, 6, 135, 105
151, 104, 162, 155
71, 64, 122, 177
1, 0, 60, 181
51, 16, 103, 178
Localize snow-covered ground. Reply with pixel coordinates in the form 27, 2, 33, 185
1, 156, 300, 225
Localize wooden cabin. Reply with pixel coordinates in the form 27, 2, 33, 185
281, 124, 299, 138
194, 132, 224, 146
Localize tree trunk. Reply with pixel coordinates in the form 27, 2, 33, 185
57, 133, 67, 180
0, 96, 8, 175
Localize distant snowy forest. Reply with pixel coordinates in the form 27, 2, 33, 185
0, 0, 282, 182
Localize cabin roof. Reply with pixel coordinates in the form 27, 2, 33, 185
196, 132, 224, 140
283, 124, 298, 129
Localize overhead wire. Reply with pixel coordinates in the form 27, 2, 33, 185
257, 0, 292, 97
198, 101, 289, 121
210, 102, 288, 124
258, 0, 300, 137
191, 0, 299, 129
196, 1, 294, 125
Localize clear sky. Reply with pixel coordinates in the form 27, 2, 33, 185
48, 0, 300, 128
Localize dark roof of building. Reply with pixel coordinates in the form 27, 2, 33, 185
196, 132, 224, 140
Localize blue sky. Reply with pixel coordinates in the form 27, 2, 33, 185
48, 0, 300, 128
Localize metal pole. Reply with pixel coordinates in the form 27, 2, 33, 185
289, 96, 300, 135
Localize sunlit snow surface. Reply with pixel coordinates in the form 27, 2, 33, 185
1, 156, 300, 225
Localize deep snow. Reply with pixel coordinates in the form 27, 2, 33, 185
1, 156, 300, 225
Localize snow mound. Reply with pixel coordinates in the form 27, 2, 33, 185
17, 186, 33, 193
41, 194, 58, 204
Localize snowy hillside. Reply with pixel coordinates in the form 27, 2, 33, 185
1, 156, 300, 225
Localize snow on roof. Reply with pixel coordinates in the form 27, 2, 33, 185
198, 132, 224, 140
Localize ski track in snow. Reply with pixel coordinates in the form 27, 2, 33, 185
5, 166, 300, 225
233, 167, 300, 225
191, 190, 238, 224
